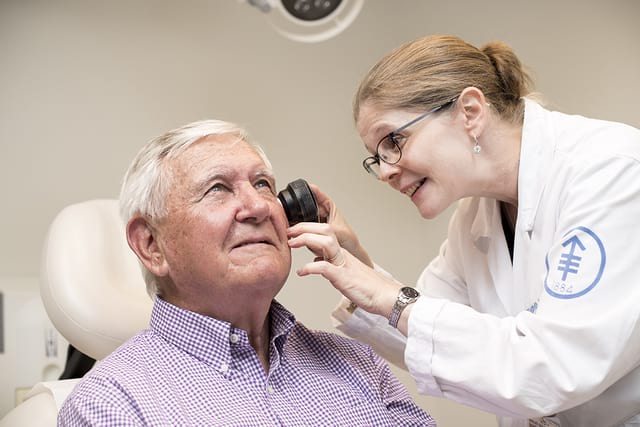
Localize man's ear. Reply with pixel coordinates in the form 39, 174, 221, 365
458, 86, 489, 137
126, 216, 169, 277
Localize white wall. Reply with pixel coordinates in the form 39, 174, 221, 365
0, 278, 69, 417
1, 0, 639, 425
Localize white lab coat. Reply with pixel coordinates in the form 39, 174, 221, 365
333, 100, 640, 427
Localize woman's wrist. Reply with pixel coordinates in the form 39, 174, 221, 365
377, 283, 404, 319
349, 241, 374, 268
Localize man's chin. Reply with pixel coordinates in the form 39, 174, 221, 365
229, 253, 290, 282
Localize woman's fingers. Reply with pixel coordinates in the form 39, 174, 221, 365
308, 184, 334, 222
325, 248, 346, 267
296, 250, 399, 317
288, 223, 342, 260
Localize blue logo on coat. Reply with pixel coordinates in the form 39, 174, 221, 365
544, 226, 606, 299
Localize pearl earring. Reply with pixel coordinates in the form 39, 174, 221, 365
473, 135, 481, 154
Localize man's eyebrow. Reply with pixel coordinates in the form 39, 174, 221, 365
253, 170, 276, 185
190, 169, 230, 202
195, 170, 228, 188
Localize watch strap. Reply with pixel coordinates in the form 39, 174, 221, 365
388, 287, 420, 328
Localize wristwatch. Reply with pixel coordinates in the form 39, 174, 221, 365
388, 287, 420, 328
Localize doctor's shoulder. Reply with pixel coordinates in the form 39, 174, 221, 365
550, 109, 640, 160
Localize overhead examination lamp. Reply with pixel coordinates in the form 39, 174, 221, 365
243, 0, 364, 43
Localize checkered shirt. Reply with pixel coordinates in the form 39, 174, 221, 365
58, 297, 436, 426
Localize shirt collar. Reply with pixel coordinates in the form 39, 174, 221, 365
150, 297, 297, 367
518, 98, 556, 232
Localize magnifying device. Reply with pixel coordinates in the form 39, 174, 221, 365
277, 178, 319, 226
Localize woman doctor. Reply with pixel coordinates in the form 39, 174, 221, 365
287, 35, 640, 427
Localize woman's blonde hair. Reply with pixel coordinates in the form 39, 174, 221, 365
353, 34, 535, 124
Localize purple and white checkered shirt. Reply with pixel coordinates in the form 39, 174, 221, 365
58, 297, 436, 426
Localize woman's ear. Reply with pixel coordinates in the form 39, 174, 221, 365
126, 216, 169, 277
458, 87, 489, 136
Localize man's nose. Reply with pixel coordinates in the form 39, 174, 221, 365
235, 187, 270, 223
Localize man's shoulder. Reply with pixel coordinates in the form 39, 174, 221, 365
60, 330, 157, 407
82, 329, 155, 378
57, 332, 155, 425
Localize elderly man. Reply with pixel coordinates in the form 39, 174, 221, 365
58, 119, 436, 426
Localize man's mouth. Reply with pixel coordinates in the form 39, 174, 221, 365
403, 178, 426, 197
232, 237, 275, 249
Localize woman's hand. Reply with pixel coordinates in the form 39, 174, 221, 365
287, 221, 400, 318
310, 184, 374, 267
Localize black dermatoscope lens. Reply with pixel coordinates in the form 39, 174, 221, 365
277, 179, 319, 226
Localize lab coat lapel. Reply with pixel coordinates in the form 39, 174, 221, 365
512, 99, 557, 313
470, 197, 517, 314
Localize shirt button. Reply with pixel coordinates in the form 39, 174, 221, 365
229, 333, 240, 344
266, 385, 275, 394
220, 362, 229, 373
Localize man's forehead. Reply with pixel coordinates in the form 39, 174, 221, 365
172, 135, 255, 164
181, 141, 270, 176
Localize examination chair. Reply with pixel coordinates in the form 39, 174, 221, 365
0, 199, 152, 426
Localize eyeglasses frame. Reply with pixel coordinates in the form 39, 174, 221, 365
362, 96, 459, 177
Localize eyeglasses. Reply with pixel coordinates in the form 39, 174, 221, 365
362, 97, 458, 179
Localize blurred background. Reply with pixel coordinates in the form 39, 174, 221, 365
1, 0, 639, 425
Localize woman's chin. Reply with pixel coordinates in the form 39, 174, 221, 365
415, 198, 445, 220
418, 209, 439, 220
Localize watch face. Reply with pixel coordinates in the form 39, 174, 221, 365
401, 287, 420, 299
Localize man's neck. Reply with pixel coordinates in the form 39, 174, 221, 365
161, 291, 274, 371
247, 314, 271, 372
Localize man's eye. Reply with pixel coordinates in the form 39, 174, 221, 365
255, 179, 274, 191
206, 183, 228, 195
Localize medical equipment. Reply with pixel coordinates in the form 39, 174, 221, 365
243, 0, 364, 43
278, 178, 319, 226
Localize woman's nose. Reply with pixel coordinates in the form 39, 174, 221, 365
378, 161, 400, 182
